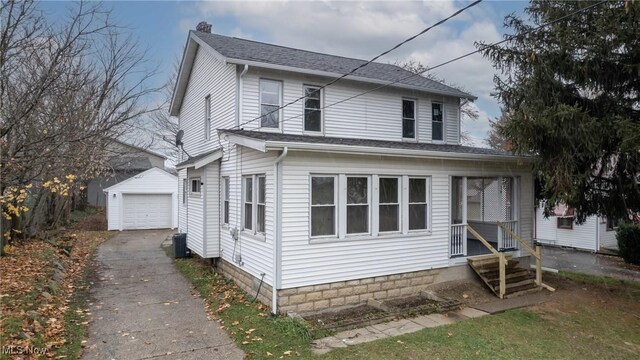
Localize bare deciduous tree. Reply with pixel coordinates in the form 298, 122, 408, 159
0, 0, 161, 251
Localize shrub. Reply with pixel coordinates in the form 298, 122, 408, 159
616, 222, 640, 265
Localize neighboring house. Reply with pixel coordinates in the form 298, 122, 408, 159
535, 204, 619, 252
86, 140, 167, 206
104, 167, 178, 231
170, 27, 535, 314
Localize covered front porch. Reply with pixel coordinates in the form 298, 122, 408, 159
449, 176, 520, 258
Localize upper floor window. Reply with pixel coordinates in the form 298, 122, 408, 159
402, 99, 416, 139
260, 79, 281, 128
432, 103, 443, 141
204, 95, 211, 140
304, 86, 322, 132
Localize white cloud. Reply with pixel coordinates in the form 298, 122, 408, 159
183, 0, 505, 143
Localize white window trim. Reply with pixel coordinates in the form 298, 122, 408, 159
204, 95, 211, 140
303, 85, 324, 134
222, 176, 230, 225
182, 178, 187, 205
189, 177, 201, 197
345, 175, 371, 237
377, 176, 402, 235
431, 101, 445, 143
259, 78, 283, 131
309, 174, 338, 239
402, 98, 417, 141
257, 175, 266, 234
308, 174, 432, 243
242, 174, 266, 239
407, 176, 432, 232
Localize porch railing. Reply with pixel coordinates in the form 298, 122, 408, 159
450, 223, 466, 257
497, 220, 518, 250
497, 221, 542, 287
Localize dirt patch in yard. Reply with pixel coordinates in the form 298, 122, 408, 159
71, 208, 107, 231
305, 305, 388, 331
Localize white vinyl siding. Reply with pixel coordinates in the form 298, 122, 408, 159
204, 95, 211, 140
186, 167, 204, 257
280, 151, 533, 288
204, 164, 220, 258
106, 168, 178, 231
239, 68, 461, 144
535, 207, 598, 251
177, 46, 236, 157
219, 144, 275, 286
178, 169, 187, 233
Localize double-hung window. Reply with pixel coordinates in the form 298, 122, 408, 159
222, 177, 230, 224
257, 176, 266, 233
204, 95, 211, 140
379, 177, 400, 232
304, 86, 322, 132
409, 178, 429, 230
431, 103, 443, 141
260, 79, 281, 128
347, 176, 370, 235
310, 176, 336, 237
402, 99, 416, 139
242, 175, 266, 235
243, 176, 253, 230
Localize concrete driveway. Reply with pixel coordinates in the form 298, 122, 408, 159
82, 230, 244, 360
542, 246, 640, 281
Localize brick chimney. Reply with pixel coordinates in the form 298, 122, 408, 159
196, 21, 212, 33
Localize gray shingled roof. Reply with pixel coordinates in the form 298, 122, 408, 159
192, 31, 475, 100
175, 148, 221, 168
107, 157, 152, 171
220, 130, 516, 157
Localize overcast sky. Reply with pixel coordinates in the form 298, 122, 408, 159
42, 0, 529, 147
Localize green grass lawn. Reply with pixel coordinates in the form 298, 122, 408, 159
172, 253, 640, 360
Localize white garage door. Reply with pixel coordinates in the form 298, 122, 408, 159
122, 194, 172, 230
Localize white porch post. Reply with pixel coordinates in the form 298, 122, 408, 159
462, 177, 468, 256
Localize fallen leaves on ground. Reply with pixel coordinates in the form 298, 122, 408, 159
0, 228, 113, 358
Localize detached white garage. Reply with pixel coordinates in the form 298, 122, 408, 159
105, 168, 178, 230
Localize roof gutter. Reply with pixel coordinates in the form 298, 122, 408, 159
272, 146, 288, 315
262, 141, 531, 163
226, 58, 477, 101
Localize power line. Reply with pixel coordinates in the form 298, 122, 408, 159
259, 0, 608, 128
236, 0, 483, 129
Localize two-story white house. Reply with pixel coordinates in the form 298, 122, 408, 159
170, 26, 536, 315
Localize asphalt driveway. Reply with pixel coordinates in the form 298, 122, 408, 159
542, 246, 640, 281
82, 230, 243, 360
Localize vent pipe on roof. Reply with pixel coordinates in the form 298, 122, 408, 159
196, 21, 212, 33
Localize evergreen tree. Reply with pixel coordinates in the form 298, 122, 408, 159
479, 0, 640, 222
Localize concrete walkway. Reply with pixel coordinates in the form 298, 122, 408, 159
541, 246, 639, 281
311, 307, 488, 354
82, 230, 243, 360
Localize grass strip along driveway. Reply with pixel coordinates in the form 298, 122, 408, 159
174, 254, 640, 360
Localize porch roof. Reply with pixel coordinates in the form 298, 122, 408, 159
219, 130, 532, 162
175, 148, 223, 170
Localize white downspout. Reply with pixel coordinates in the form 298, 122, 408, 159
238, 64, 249, 128
272, 146, 288, 315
